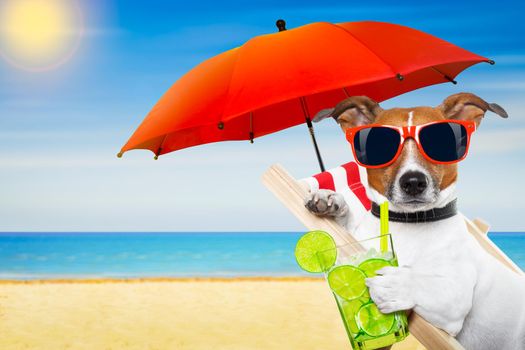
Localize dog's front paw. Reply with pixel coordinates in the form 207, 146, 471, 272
366, 266, 415, 314
304, 189, 348, 218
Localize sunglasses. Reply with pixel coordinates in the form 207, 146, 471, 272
345, 119, 476, 168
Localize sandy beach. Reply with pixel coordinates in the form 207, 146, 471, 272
0, 277, 424, 350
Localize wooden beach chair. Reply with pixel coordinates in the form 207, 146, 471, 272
261, 163, 524, 350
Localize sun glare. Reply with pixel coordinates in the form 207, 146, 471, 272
0, 0, 83, 71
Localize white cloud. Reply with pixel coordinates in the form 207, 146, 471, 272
0, 120, 522, 232
0, 123, 352, 231
470, 128, 525, 155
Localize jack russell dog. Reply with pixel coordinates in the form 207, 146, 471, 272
305, 93, 525, 349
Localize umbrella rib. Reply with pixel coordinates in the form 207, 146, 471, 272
154, 134, 168, 159
332, 24, 400, 78
249, 112, 254, 143
220, 48, 243, 124
430, 66, 458, 84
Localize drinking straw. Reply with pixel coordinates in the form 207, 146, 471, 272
380, 202, 389, 253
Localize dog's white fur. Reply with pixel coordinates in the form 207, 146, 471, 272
305, 127, 525, 350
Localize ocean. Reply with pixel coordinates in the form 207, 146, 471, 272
0, 232, 523, 280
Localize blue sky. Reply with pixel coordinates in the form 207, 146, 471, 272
0, 0, 524, 231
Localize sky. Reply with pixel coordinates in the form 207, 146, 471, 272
0, 0, 524, 232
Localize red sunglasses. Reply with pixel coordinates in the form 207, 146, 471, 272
345, 119, 476, 169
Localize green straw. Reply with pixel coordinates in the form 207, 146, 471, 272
379, 202, 389, 253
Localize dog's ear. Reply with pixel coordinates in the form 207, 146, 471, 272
438, 92, 508, 127
313, 96, 383, 133
312, 108, 335, 123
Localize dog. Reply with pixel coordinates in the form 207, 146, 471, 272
304, 93, 525, 349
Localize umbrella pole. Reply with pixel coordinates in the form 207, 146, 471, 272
305, 118, 326, 172
299, 96, 325, 172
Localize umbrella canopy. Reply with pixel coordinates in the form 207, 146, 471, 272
119, 20, 492, 167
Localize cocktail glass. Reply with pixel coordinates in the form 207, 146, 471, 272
317, 234, 409, 350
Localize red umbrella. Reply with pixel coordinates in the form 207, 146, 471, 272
118, 20, 493, 171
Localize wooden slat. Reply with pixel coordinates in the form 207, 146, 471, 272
464, 217, 523, 275
408, 313, 463, 350
261, 163, 464, 350
261, 163, 361, 249
472, 218, 490, 234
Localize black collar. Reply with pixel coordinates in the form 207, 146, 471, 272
371, 199, 458, 223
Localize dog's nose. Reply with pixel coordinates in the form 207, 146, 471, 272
399, 171, 428, 196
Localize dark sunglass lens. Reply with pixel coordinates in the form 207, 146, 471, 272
419, 122, 468, 162
353, 127, 400, 166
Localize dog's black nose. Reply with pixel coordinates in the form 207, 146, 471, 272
399, 171, 428, 196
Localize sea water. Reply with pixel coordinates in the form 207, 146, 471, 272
0, 232, 523, 279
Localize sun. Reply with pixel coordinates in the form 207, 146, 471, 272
0, 0, 83, 72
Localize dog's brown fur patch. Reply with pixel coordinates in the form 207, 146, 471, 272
364, 107, 459, 195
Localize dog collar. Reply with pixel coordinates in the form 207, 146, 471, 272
371, 199, 458, 223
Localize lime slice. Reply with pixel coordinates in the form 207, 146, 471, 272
327, 265, 367, 300
356, 302, 396, 337
340, 297, 368, 334
358, 258, 392, 277
294, 230, 336, 273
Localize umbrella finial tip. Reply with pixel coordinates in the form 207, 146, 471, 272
117, 152, 123, 158
276, 19, 286, 32
487, 59, 495, 65
154, 155, 159, 160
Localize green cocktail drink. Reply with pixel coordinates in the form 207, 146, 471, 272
316, 235, 408, 350
294, 203, 408, 349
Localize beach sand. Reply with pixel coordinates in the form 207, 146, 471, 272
0, 278, 424, 350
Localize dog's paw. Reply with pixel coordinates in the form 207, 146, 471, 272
304, 189, 348, 218
365, 266, 415, 314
